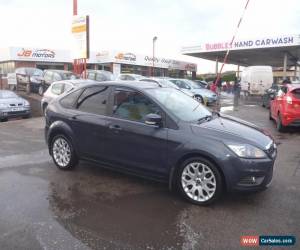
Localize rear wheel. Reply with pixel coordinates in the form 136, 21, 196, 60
177, 157, 223, 205
51, 135, 78, 170
269, 109, 273, 120
276, 113, 285, 132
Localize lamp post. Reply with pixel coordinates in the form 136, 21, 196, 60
152, 36, 157, 76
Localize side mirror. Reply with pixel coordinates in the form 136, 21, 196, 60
145, 113, 162, 127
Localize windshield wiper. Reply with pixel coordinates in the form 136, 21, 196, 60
197, 115, 213, 124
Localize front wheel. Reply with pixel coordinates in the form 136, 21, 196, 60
195, 95, 204, 104
51, 135, 78, 170
177, 157, 223, 205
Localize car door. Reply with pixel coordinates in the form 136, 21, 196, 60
69, 86, 111, 159
103, 87, 168, 175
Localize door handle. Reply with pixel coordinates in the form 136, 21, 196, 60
108, 124, 122, 131
69, 115, 78, 120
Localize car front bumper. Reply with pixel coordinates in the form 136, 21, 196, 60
0, 108, 31, 119
220, 152, 276, 192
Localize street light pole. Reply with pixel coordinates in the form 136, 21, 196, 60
152, 36, 157, 77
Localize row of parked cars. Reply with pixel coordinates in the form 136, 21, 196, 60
262, 83, 300, 132
40, 71, 218, 115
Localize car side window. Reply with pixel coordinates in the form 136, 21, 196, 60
113, 89, 161, 122
53, 73, 62, 81
51, 83, 64, 95
119, 75, 127, 80
95, 73, 106, 82
76, 86, 109, 115
60, 89, 83, 109
87, 72, 96, 80
126, 75, 135, 81
63, 83, 73, 93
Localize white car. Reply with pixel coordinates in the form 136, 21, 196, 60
139, 78, 195, 98
41, 79, 97, 114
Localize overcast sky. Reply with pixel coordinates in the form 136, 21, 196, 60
0, 0, 299, 73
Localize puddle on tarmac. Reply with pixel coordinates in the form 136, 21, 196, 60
47, 162, 201, 249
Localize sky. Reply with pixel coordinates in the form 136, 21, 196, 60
0, 0, 299, 73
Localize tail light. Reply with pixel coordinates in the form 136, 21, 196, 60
286, 96, 293, 104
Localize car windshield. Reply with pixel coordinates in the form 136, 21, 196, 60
187, 80, 203, 89
0, 91, 18, 99
146, 88, 212, 122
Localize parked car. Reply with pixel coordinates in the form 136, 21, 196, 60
262, 84, 281, 108
45, 81, 276, 205
15, 67, 44, 94
194, 80, 208, 89
139, 77, 195, 98
269, 84, 300, 131
116, 73, 143, 81
41, 79, 97, 115
83, 70, 115, 82
42, 70, 79, 95
0, 90, 31, 121
170, 79, 218, 104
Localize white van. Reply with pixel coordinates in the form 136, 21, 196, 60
241, 66, 273, 96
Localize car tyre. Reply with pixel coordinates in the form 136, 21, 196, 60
51, 134, 78, 170
195, 95, 204, 104
177, 157, 223, 205
42, 103, 48, 116
38, 85, 44, 96
269, 109, 273, 120
276, 113, 285, 132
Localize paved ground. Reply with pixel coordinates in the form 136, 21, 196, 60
0, 95, 299, 250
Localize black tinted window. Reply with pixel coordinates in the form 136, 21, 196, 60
77, 86, 109, 115
60, 89, 82, 109
113, 89, 160, 122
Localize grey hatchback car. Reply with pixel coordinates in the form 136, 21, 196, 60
45, 81, 277, 205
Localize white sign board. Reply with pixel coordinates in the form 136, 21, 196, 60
182, 34, 300, 53
71, 15, 89, 59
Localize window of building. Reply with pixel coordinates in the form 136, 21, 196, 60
76, 86, 109, 115
113, 89, 160, 122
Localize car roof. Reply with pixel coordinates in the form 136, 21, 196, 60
51, 79, 98, 86
76, 80, 170, 90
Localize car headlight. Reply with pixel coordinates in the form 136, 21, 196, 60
227, 143, 267, 159
23, 100, 30, 107
0, 103, 8, 109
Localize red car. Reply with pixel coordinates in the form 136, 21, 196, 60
270, 84, 300, 131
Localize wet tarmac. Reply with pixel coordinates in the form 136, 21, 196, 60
0, 96, 299, 250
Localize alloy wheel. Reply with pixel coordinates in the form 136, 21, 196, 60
181, 162, 216, 202
52, 137, 71, 168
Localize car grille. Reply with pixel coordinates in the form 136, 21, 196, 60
7, 111, 27, 115
9, 103, 23, 107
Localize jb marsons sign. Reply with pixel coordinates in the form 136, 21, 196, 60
182, 34, 300, 53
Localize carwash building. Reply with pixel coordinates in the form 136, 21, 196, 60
181, 34, 300, 83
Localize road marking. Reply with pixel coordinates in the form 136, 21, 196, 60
0, 150, 51, 169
